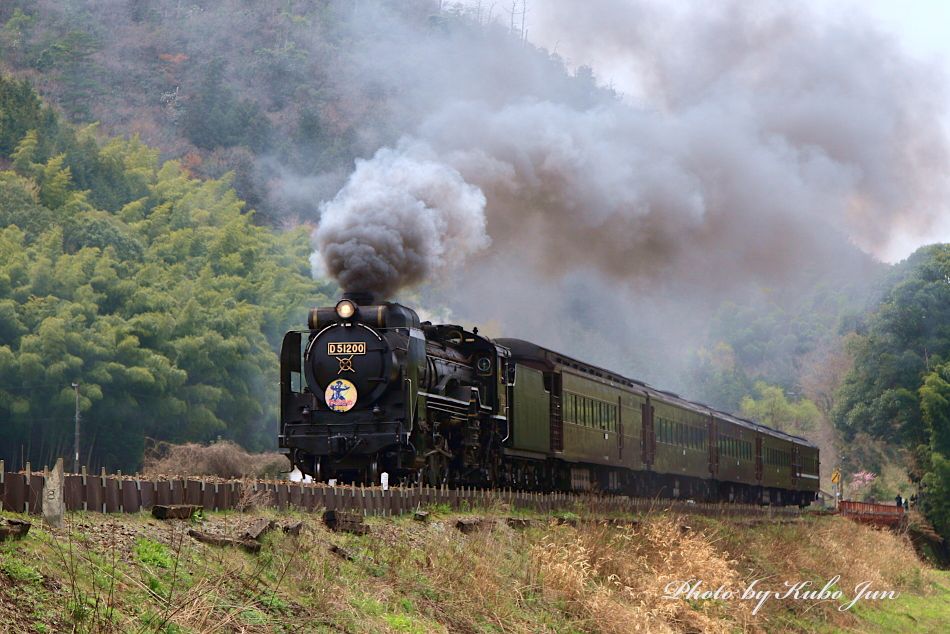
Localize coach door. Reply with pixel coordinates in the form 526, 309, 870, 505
617, 395, 624, 461
791, 445, 800, 487
549, 372, 563, 452
641, 399, 655, 467
707, 415, 718, 477
754, 436, 763, 482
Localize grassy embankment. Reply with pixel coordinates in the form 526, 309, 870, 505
0, 504, 946, 633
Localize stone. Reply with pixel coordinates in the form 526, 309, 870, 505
42, 459, 65, 529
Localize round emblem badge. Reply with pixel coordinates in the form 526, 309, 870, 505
325, 379, 358, 412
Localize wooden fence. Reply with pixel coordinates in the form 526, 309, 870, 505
1, 462, 803, 519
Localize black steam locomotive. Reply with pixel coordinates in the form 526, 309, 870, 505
279, 294, 819, 505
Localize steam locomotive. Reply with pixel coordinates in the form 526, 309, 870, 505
279, 293, 819, 505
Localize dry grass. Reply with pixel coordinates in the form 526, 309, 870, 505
142, 440, 287, 479
532, 514, 753, 633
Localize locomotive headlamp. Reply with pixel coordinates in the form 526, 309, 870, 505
336, 299, 357, 320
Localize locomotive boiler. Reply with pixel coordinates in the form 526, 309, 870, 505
279, 294, 819, 506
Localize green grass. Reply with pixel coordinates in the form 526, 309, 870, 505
0, 556, 44, 584
840, 570, 950, 633
133, 537, 174, 568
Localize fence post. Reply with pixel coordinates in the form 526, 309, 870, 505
24, 462, 31, 515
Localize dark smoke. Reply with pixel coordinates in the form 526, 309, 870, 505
314, 141, 488, 298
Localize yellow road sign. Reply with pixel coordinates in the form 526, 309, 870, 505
831, 469, 841, 484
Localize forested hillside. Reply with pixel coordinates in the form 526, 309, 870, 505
0, 74, 328, 471
0, 0, 608, 222
834, 245, 950, 538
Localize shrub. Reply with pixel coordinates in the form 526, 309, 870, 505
142, 440, 287, 479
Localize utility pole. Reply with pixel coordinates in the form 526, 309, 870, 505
72, 382, 80, 473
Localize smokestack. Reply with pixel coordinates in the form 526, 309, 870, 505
342, 291, 375, 305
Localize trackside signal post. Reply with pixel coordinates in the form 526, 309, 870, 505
831, 467, 841, 509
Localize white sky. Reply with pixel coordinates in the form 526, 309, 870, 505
859, 0, 950, 261
507, 0, 950, 263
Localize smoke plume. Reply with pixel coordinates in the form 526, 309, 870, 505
314, 141, 489, 298
313, 1, 948, 297
308, 0, 949, 388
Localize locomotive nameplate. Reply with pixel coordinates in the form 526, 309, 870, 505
327, 342, 366, 356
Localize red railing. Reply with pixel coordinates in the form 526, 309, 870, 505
839, 500, 906, 528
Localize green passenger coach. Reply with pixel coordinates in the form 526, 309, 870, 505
494, 338, 819, 506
